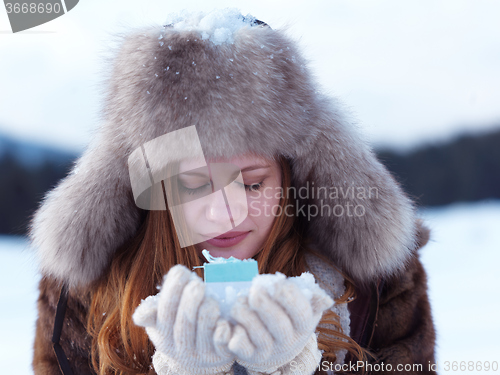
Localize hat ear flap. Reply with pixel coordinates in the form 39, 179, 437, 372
291, 103, 417, 284
29, 135, 142, 289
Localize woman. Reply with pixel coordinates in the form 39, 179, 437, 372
29, 10, 436, 375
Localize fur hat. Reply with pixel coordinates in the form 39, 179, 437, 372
29, 10, 419, 289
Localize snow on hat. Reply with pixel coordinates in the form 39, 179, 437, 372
29, 9, 419, 288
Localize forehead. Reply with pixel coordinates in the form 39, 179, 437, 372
178, 154, 278, 173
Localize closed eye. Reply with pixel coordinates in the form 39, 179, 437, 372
238, 181, 264, 192
178, 183, 211, 195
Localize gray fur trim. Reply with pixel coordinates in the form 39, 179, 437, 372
29, 21, 417, 288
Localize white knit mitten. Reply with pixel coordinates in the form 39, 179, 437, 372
228, 273, 333, 374
133, 265, 235, 375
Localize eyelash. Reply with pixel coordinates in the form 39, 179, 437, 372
178, 183, 211, 195
244, 181, 264, 192
179, 181, 264, 195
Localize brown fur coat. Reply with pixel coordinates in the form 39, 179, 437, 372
32, 222, 436, 375
344, 222, 436, 375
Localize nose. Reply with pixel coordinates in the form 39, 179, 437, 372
205, 191, 232, 224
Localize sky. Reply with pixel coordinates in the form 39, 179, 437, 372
1, 0, 500, 153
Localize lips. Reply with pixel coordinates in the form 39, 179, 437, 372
204, 231, 250, 248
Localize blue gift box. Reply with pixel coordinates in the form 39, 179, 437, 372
200, 249, 259, 283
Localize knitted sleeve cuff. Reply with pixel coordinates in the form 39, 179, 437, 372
152, 351, 235, 375
246, 333, 322, 375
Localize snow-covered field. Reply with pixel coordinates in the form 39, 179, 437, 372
1, 201, 499, 374
0, 236, 40, 374
419, 201, 500, 373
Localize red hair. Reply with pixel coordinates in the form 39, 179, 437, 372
87, 156, 365, 374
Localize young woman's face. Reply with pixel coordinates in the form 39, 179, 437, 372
176, 154, 282, 260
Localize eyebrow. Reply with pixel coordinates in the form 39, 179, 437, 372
179, 164, 270, 179
240, 165, 271, 173
228, 165, 270, 183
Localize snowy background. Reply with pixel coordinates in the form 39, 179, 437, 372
1, 0, 500, 151
2, 201, 500, 374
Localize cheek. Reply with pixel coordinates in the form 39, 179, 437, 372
247, 187, 281, 227
181, 203, 202, 225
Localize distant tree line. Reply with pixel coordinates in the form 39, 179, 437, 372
377, 128, 500, 206
0, 152, 75, 236
1, 129, 499, 235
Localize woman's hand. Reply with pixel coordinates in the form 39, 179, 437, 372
228, 273, 334, 374
133, 265, 235, 375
